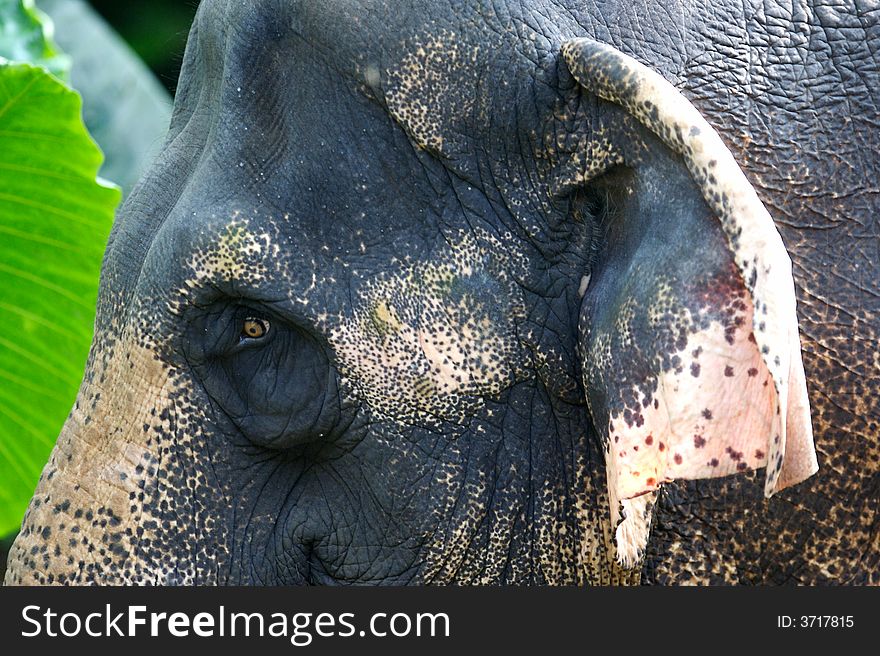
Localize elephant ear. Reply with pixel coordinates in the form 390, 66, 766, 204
562, 39, 818, 566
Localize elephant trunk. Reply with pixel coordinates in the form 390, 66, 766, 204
4, 324, 228, 585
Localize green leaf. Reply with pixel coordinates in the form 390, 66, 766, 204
0, 0, 70, 79
39, 0, 172, 194
0, 61, 120, 537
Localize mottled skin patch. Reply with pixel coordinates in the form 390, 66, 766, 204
602, 290, 779, 565
331, 228, 531, 424
385, 29, 481, 154
5, 0, 875, 586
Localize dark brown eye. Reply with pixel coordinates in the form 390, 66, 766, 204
241, 317, 270, 340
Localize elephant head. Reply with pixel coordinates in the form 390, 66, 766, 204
6, 0, 825, 585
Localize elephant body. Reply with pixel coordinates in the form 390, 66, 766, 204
5, 0, 878, 585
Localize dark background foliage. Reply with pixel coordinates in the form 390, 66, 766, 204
87, 0, 198, 93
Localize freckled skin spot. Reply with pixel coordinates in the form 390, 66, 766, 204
330, 228, 530, 424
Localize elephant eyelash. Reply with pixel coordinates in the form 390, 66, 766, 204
576, 185, 612, 277
585, 210, 604, 275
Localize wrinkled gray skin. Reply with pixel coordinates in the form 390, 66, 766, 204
6, 0, 879, 585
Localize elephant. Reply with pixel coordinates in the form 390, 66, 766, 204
5, 0, 878, 585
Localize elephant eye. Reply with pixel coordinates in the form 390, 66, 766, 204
241, 317, 270, 340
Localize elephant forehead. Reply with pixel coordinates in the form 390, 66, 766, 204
330, 228, 532, 425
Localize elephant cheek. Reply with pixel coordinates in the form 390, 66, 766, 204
4, 334, 227, 585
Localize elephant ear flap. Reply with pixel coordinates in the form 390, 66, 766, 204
562, 39, 818, 566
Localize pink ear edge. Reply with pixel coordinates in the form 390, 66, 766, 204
607, 294, 817, 509
606, 295, 817, 568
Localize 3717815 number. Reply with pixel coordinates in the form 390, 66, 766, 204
800, 616, 853, 628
